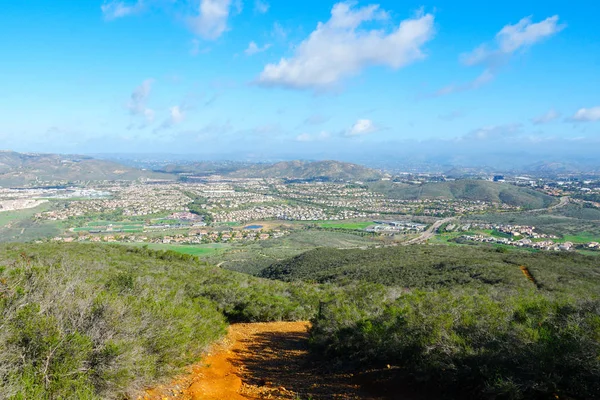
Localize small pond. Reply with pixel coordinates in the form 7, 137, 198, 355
244, 225, 263, 230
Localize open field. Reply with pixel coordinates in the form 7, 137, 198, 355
86, 220, 142, 227
116, 242, 229, 256
73, 226, 144, 233
317, 220, 373, 230
0, 203, 63, 242
0, 203, 51, 226
557, 232, 600, 243
202, 230, 380, 275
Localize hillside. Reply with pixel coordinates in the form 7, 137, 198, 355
0, 243, 323, 399
0, 150, 172, 186
157, 161, 253, 176
1, 242, 599, 399
261, 245, 600, 291
229, 160, 383, 181
369, 179, 556, 209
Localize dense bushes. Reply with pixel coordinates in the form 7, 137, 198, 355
262, 245, 600, 294
310, 290, 600, 399
1, 242, 599, 399
0, 243, 326, 398
184, 274, 322, 322
0, 256, 226, 399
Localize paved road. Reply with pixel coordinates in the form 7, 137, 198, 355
404, 196, 570, 246
525, 196, 570, 213
403, 217, 457, 245
400, 195, 570, 247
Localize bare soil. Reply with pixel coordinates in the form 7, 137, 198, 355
141, 322, 393, 400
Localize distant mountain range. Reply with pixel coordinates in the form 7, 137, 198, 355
0, 152, 385, 186
227, 160, 384, 181
0, 151, 172, 186
157, 160, 385, 181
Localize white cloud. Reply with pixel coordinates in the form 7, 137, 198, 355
345, 119, 380, 137
497, 16, 565, 53
189, 0, 234, 40
169, 106, 185, 124
438, 16, 564, 96
245, 41, 272, 55
463, 124, 522, 140
254, 0, 269, 14
462, 15, 565, 67
156, 106, 185, 131
296, 131, 330, 142
127, 79, 154, 124
257, 2, 435, 90
271, 22, 288, 40
569, 107, 600, 122
532, 109, 560, 124
101, 0, 144, 20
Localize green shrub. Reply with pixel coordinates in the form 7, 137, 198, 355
311, 290, 600, 399
0, 242, 328, 398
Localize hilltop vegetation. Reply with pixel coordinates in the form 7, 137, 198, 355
261, 244, 600, 292
369, 180, 556, 209
261, 244, 600, 399
1, 241, 599, 399
0, 151, 172, 186
0, 243, 325, 399
311, 290, 600, 399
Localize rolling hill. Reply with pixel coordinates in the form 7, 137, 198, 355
0, 150, 173, 186
261, 245, 600, 290
369, 179, 556, 209
153, 160, 383, 181
227, 160, 384, 181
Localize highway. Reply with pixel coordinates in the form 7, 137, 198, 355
403, 216, 457, 245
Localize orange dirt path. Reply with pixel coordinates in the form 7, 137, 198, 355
520, 265, 538, 286
141, 321, 377, 400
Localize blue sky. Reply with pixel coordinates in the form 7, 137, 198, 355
1, 0, 599, 162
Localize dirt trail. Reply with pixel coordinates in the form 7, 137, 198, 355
520, 265, 540, 288
141, 321, 379, 400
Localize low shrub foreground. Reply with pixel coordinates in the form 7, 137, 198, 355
310, 289, 600, 399
0, 242, 599, 399
0, 243, 322, 399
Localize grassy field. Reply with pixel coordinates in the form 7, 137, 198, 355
558, 232, 600, 243
0, 203, 51, 226
0, 203, 63, 242
85, 220, 142, 227
73, 225, 144, 233
116, 242, 229, 256
203, 230, 380, 275
318, 221, 373, 230
217, 221, 242, 227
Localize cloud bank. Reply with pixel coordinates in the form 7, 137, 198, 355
257, 2, 435, 90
